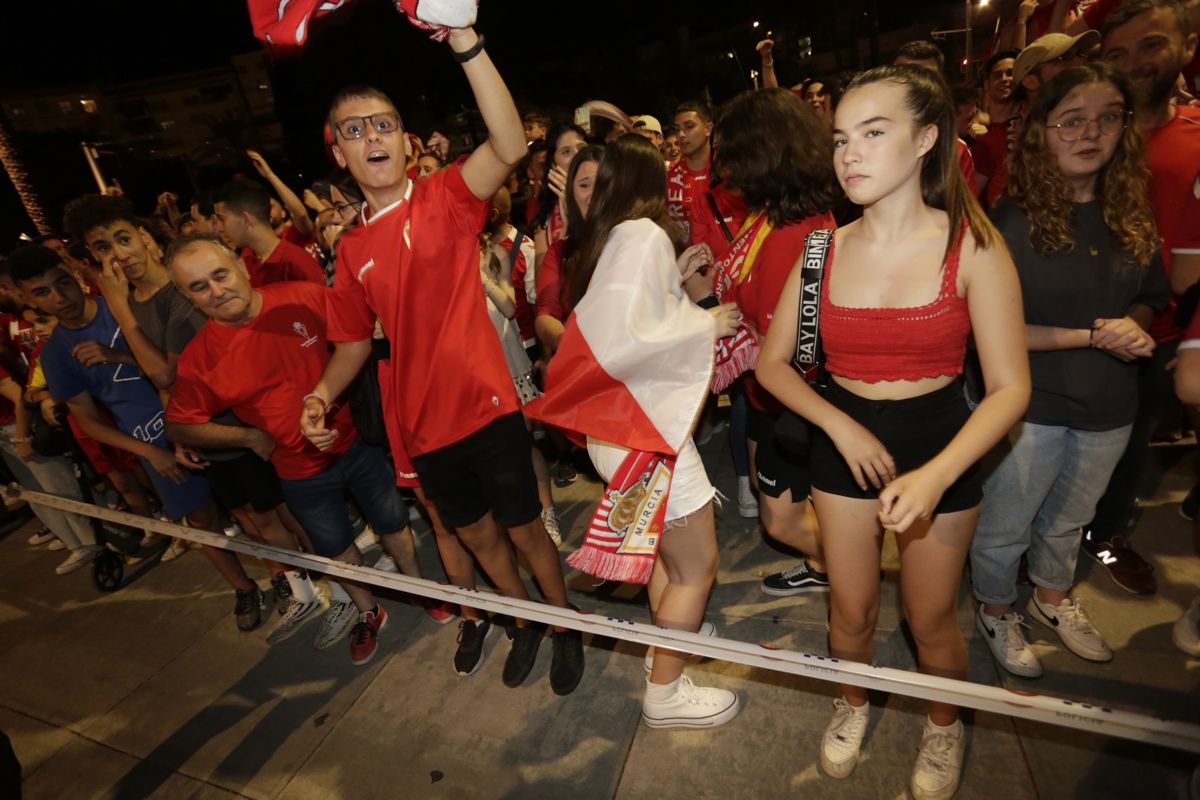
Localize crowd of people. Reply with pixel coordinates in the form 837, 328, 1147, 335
0, 1, 1198, 797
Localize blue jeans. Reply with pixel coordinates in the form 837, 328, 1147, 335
0, 424, 95, 550
970, 420, 1131, 605
280, 439, 410, 557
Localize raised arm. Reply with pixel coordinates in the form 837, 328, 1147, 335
248, 150, 314, 239
452, 27, 528, 201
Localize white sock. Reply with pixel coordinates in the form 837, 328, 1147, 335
645, 675, 681, 699
328, 581, 351, 604
927, 717, 960, 732
738, 475, 751, 490
284, 569, 317, 604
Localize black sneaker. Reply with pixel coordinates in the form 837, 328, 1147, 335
454, 617, 494, 677
272, 570, 294, 616
1082, 532, 1157, 595
552, 461, 578, 488
549, 628, 585, 695
1181, 484, 1200, 522
502, 623, 545, 687
235, 586, 266, 632
761, 561, 830, 596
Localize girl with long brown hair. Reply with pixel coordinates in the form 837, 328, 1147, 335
529, 134, 744, 729
757, 65, 1029, 798
970, 62, 1168, 680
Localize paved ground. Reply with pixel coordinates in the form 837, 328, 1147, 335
0, 432, 1197, 800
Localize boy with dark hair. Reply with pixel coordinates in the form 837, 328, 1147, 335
894, 40, 946, 72
212, 181, 326, 287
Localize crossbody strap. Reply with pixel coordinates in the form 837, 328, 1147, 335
705, 191, 735, 244
792, 228, 834, 380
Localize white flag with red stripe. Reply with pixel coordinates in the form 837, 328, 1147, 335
525, 218, 715, 457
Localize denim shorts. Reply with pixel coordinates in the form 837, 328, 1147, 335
810, 379, 983, 514
280, 439, 410, 557
141, 449, 211, 521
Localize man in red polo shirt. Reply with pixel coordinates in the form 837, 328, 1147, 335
213, 181, 326, 287
668, 100, 747, 262
1085, 0, 1200, 590
301, 23, 584, 695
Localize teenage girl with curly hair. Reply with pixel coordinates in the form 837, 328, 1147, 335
970, 62, 1168, 679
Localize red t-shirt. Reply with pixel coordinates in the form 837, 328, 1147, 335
667, 158, 710, 244
166, 282, 356, 480
536, 238, 566, 323
0, 312, 37, 361
280, 223, 323, 263
970, 122, 1009, 197
241, 239, 325, 288
956, 139, 978, 197
0, 364, 17, 425
730, 214, 837, 412
502, 230, 537, 344
1146, 105, 1200, 343
327, 165, 519, 458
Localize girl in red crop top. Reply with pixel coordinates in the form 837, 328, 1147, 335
757, 66, 1030, 796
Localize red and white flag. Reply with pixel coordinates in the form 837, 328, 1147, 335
246, 0, 477, 51
525, 218, 715, 582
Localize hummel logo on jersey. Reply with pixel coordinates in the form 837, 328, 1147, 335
356, 258, 375, 282
293, 321, 318, 348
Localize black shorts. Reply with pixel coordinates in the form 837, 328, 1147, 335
410, 413, 542, 529
810, 379, 983, 514
205, 451, 285, 514
748, 405, 811, 500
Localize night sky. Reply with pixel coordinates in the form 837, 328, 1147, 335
0, 0, 974, 244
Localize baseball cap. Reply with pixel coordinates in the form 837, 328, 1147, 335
1013, 30, 1101, 85
631, 115, 664, 135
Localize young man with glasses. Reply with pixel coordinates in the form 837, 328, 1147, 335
303, 24, 585, 693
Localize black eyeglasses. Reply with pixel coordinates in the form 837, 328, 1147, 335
1050, 110, 1132, 142
331, 200, 362, 215
333, 112, 400, 140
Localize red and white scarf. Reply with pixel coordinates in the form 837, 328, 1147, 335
711, 209, 772, 393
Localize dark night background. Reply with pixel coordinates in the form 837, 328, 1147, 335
0, 0, 997, 246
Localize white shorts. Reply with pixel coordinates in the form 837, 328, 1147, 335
586, 436, 714, 523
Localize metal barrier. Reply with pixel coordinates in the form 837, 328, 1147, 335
11, 485, 1200, 754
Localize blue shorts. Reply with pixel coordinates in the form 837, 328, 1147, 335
280, 439, 411, 557
140, 450, 211, 521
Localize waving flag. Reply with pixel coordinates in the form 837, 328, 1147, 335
525, 218, 714, 583
247, 0, 478, 51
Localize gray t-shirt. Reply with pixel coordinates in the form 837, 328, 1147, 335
990, 197, 1169, 431
128, 281, 244, 460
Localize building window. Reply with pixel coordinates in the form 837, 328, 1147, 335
81, 99, 98, 114
58, 100, 73, 114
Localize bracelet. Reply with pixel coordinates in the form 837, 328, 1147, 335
9, 435, 32, 444
302, 392, 329, 411
451, 34, 486, 63
1088, 328, 1096, 347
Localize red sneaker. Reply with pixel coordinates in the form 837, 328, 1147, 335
422, 599, 456, 625
349, 605, 388, 665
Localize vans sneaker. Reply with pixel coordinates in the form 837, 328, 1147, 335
761, 561, 830, 596
641, 674, 740, 729
975, 606, 1042, 678
1027, 595, 1112, 662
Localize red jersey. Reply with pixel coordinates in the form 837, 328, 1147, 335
0, 312, 37, 362
0, 364, 17, 425
730, 214, 837, 412
502, 229, 537, 345
956, 139, 978, 197
667, 158, 710, 243
241, 239, 325, 288
166, 282, 356, 480
328, 165, 519, 458
1146, 105, 1200, 343
536, 239, 566, 323
280, 223, 324, 264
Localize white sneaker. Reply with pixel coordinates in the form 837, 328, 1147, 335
911, 717, 966, 800
820, 697, 870, 778
645, 621, 716, 673
56, 545, 101, 575
1027, 595, 1112, 662
541, 506, 562, 546
975, 606, 1043, 678
313, 598, 359, 650
267, 595, 328, 645
736, 476, 758, 518
1173, 597, 1200, 657
641, 674, 740, 729
27, 529, 55, 546
159, 538, 190, 562
47, 539, 66, 552
223, 522, 242, 538
374, 554, 398, 573
354, 525, 379, 553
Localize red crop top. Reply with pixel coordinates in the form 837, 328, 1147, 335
820, 231, 970, 383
